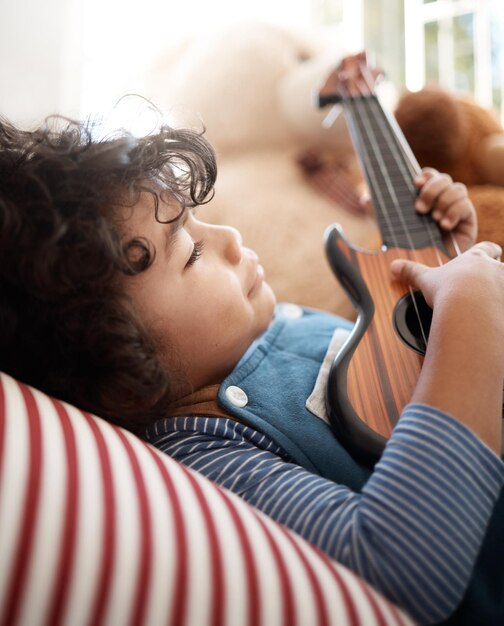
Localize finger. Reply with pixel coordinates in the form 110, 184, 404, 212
429, 183, 469, 220
415, 173, 453, 213
435, 181, 467, 207
414, 167, 440, 188
420, 167, 440, 177
469, 241, 502, 260
431, 182, 468, 217
418, 173, 453, 203
390, 258, 430, 287
434, 196, 472, 230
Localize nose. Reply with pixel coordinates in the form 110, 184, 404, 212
212, 224, 243, 264
221, 225, 243, 263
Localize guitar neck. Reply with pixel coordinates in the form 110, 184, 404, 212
343, 95, 445, 252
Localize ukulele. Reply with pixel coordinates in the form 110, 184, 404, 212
318, 53, 453, 465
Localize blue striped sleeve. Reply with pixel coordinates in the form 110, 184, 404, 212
144, 404, 504, 625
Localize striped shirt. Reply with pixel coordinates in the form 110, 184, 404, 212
144, 403, 504, 625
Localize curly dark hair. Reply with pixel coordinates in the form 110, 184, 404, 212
0, 114, 217, 431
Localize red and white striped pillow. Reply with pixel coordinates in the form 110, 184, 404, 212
0, 372, 415, 626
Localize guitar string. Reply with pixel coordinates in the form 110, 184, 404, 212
338, 77, 430, 348
360, 65, 462, 258
384, 103, 463, 258
337, 85, 398, 249
367, 99, 444, 265
355, 97, 428, 251
358, 66, 445, 264
367, 92, 462, 258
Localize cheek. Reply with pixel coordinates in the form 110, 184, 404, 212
180, 279, 250, 343
158, 265, 259, 360
194, 268, 247, 316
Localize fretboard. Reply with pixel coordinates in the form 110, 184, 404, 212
343, 95, 445, 251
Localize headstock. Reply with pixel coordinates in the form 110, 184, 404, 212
318, 51, 383, 108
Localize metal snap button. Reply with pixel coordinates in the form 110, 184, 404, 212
280, 303, 303, 319
225, 385, 249, 407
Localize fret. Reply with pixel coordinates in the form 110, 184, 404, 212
370, 97, 421, 178
342, 95, 445, 251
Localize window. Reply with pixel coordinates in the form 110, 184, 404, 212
315, 0, 504, 119
405, 0, 503, 117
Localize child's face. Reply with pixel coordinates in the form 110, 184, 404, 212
120, 193, 277, 393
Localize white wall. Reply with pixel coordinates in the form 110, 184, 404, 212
79, 0, 315, 117
0, 0, 84, 126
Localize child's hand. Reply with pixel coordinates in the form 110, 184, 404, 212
391, 241, 504, 454
391, 240, 503, 312
414, 168, 477, 253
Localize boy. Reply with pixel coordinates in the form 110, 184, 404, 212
0, 107, 502, 624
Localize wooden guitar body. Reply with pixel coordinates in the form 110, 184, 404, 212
324, 224, 449, 465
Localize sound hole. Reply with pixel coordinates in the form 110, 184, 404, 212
393, 291, 433, 356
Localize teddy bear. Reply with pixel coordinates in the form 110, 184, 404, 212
394, 86, 504, 249
145, 22, 380, 317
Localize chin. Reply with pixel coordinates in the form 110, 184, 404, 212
258, 285, 277, 329
263, 282, 277, 310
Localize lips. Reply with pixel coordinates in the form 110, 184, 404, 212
248, 263, 265, 297
244, 248, 264, 297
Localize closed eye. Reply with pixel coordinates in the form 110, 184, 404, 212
185, 240, 204, 268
